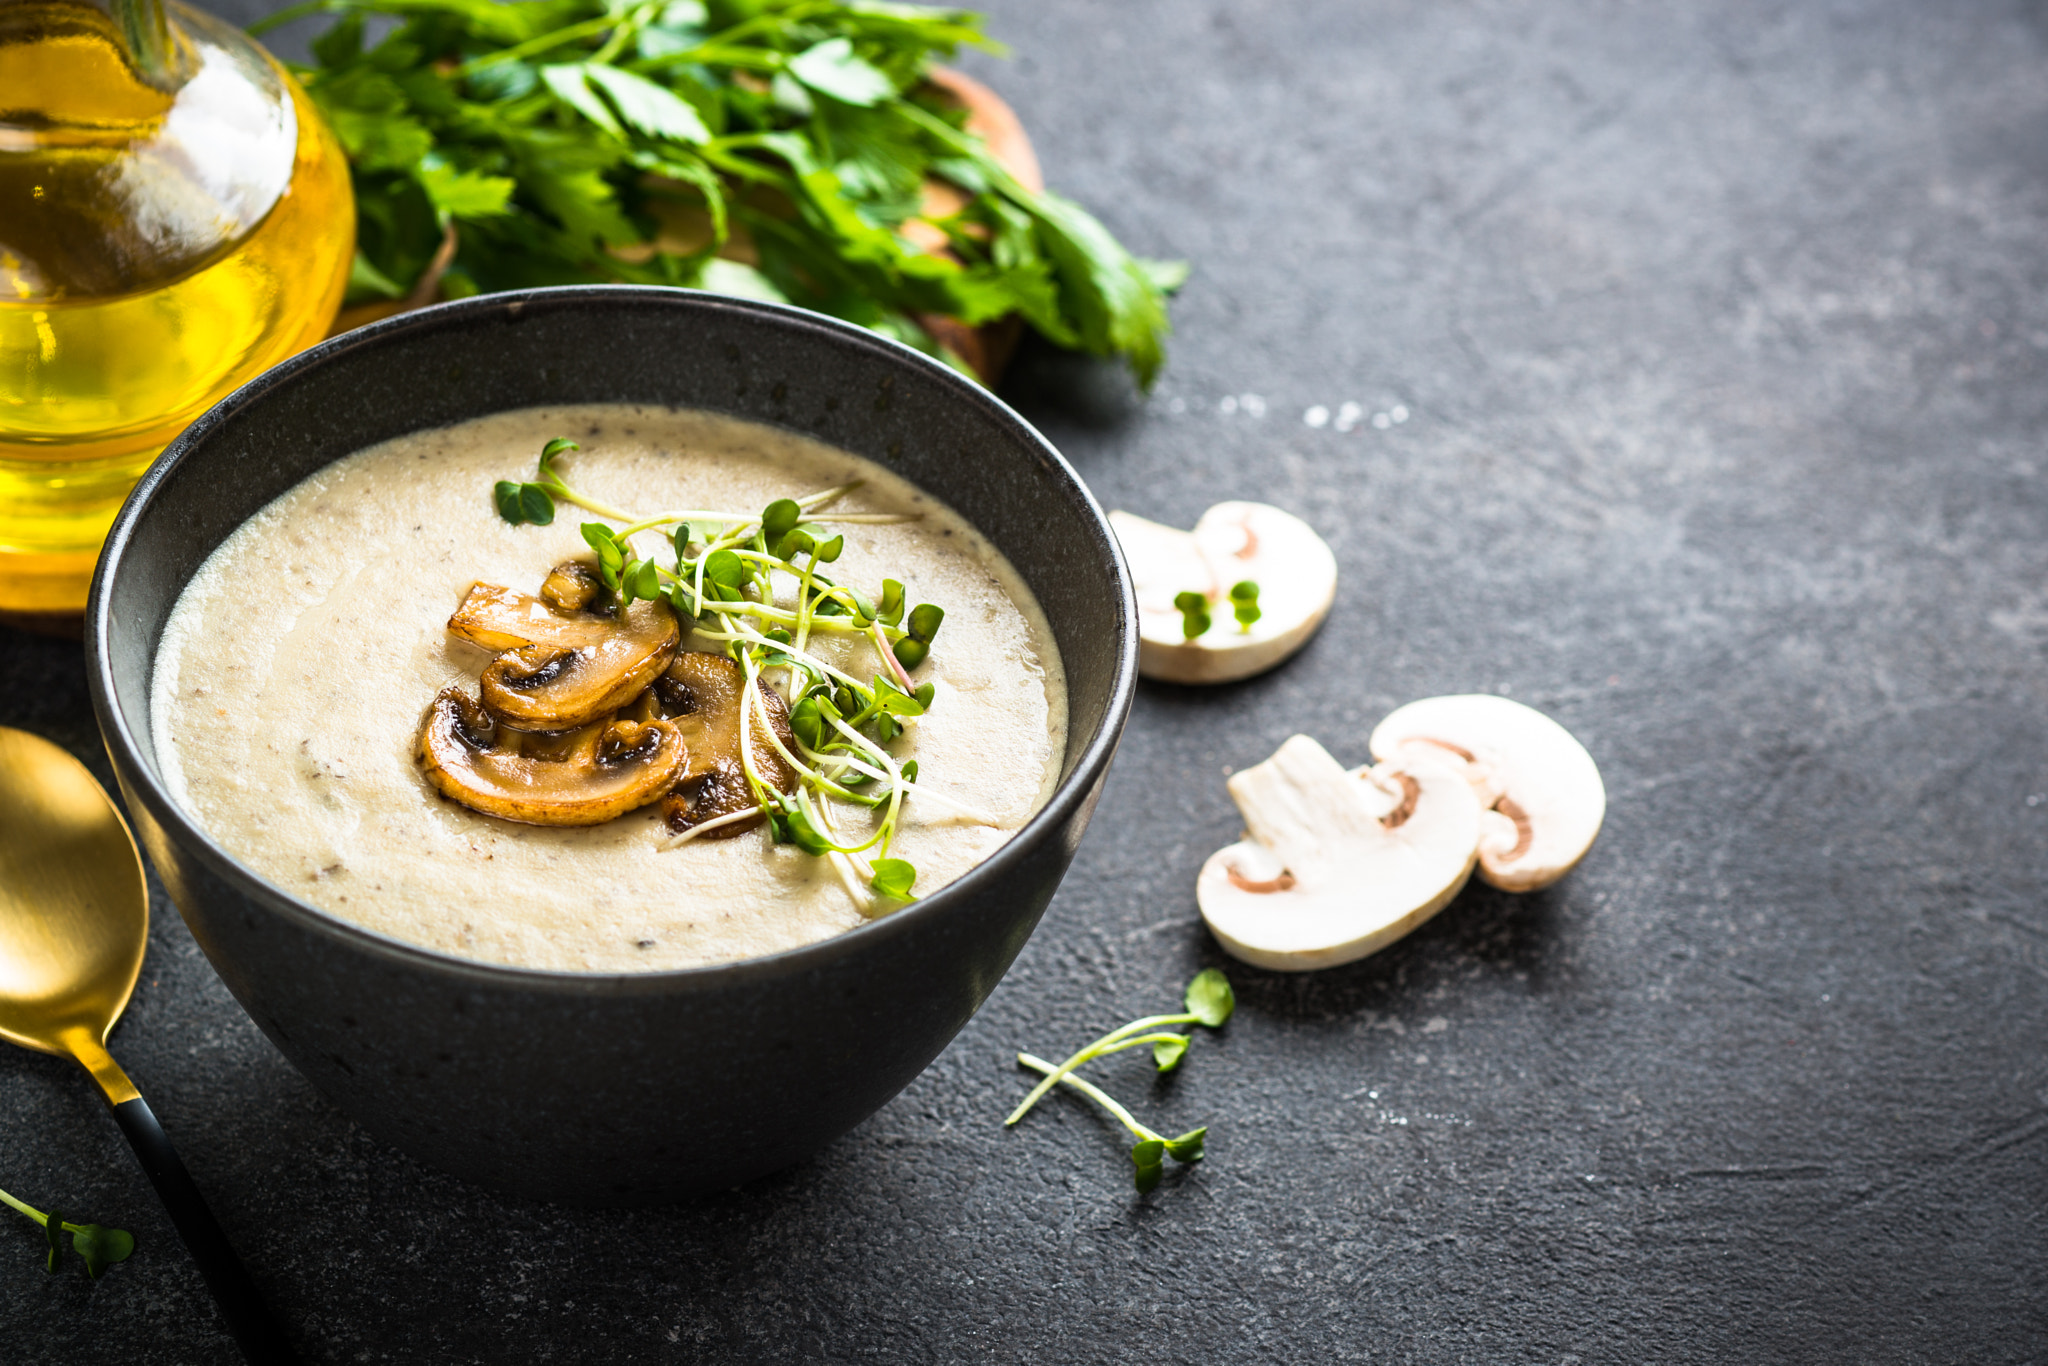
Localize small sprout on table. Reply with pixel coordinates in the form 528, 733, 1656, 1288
1008, 969, 1235, 1192
1016, 1053, 1212, 1194
0, 1185, 133, 1279
1173, 590, 1211, 640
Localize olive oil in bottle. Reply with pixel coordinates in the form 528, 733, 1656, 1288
0, 0, 354, 617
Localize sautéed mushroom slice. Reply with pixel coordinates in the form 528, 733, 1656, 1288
654, 651, 798, 839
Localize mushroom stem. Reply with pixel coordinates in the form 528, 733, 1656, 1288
1493, 795, 1535, 861
1225, 865, 1296, 893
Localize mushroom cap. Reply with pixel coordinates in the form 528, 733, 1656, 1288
448, 579, 625, 654
417, 687, 688, 826
456, 591, 680, 732
1368, 694, 1605, 893
655, 651, 798, 839
1109, 502, 1337, 685
1197, 734, 1481, 972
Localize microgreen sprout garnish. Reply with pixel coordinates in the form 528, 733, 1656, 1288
0, 1186, 133, 1279
1174, 590, 1212, 641
493, 436, 581, 526
490, 438, 976, 913
1008, 969, 1235, 1192
1229, 580, 1261, 632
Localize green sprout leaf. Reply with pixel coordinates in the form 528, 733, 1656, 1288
1129, 1140, 1165, 1193
892, 603, 943, 671
777, 802, 834, 856
869, 858, 917, 900
1184, 968, 1235, 1027
789, 695, 828, 750
494, 479, 556, 525
1152, 1033, 1190, 1071
878, 578, 906, 626
761, 498, 803, 544
582, 523, 625, 588
702, 549, 749, 592
871, 675, 927, 716
623, 557, 660, 603
0, 1186, 134, 1280
519, 483, 556, 525
68, 1222, 135, 1279
1163, 1128, 1208, 1164
1174, 590, 1211, 640
1229, 580, 1261, 632
539, 437, 579, 475
906, 602, 945, 644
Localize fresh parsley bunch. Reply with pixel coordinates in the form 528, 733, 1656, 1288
254, 0, 1184, 384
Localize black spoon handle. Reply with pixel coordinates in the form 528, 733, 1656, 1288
111, 1096, 300, 1365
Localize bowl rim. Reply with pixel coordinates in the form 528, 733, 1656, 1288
86, 284, 1138, 997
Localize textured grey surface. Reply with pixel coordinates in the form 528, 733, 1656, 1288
5, 0, 2048, 1359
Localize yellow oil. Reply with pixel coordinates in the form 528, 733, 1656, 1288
0, 0, 354, 615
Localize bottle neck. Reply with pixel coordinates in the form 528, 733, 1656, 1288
108, 0, 169, 82
104, 0, 193, 88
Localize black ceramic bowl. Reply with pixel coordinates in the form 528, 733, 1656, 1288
86, 287, 1135, 1204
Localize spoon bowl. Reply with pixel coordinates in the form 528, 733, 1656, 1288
0, 728, 145, 1098
0, 728, 146, 1070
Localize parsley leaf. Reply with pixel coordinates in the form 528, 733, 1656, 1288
269, 0, 1180, 384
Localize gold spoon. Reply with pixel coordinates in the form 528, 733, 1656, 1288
0, 726, 296, 1364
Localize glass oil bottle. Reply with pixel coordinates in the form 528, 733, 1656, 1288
0, 0, 354, 619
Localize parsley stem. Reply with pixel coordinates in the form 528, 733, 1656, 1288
587, 0, 662, 65
244, 0, 335, 37
1015, 1054, 1162, 1144
456, 14, 620, 76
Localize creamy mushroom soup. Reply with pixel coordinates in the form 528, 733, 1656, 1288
152, 405, 1067, 973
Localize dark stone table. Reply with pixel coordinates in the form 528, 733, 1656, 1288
7, 0, 2048, 1359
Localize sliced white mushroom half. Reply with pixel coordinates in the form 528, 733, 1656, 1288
1197, 734, 1481, 972
1108, 501, 1337, 685
1368, 695, 1604, 893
